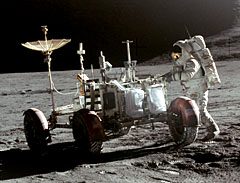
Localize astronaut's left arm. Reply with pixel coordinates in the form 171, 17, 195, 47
172, 59, 201, 81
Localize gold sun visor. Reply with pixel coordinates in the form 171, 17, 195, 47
171, 52, 182, 61
21, 39, 71, 52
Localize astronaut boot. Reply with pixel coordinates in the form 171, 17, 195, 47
202, 123, 220, 142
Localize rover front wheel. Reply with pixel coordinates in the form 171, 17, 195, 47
23, 109, 51, 152
72, 109, 103, 155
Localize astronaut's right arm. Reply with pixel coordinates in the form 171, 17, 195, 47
172, 59, 201, 81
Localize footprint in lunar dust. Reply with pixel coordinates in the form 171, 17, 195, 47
191, 152, 224, 164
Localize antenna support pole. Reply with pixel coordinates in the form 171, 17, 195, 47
122, 40, 133, 82
77, 43, 86, 76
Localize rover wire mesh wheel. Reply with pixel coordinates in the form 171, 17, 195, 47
72, 109, 102, 155
23, 110, 50, 152
168, 97, 199, 146
168, 114, 198, 146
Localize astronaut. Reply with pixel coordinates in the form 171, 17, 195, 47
163, 35, 220, 141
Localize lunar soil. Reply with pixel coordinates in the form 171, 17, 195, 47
0, 59, 239, 182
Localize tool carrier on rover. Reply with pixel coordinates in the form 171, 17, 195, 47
21, 26, 200, 154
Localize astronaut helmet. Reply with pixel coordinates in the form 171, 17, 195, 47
171, 45, 182, 62
172, 39, 192, 66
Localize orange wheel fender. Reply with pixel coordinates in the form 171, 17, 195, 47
168, 97, 200, 127
23, 108, 48, 130
78, 109, 105, 141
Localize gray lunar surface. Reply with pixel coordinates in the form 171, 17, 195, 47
0, 59, 239, 182
1, 2, 240, 182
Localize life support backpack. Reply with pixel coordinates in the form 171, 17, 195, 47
174, 35, 221, 89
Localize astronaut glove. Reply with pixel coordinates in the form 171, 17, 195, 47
162, 72, 173, 83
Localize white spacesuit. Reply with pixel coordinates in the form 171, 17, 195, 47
164, 35, 220, 141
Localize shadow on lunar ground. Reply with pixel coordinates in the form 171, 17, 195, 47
0, 140, 176, 180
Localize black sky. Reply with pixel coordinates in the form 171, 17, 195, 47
7, 0, 237, 73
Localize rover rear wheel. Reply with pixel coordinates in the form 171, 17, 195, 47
168, 97, 199, 146
168, 116, 198, 146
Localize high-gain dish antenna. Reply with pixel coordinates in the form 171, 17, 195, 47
21, 26, 71, 113
21, 25, 71, 62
